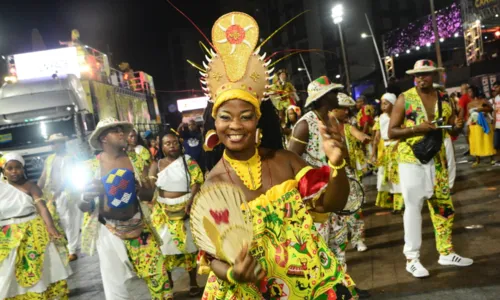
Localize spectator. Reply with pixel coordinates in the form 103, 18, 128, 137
178, 119, 203, 163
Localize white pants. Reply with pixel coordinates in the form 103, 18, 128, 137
55, 192, 83, 254
399, 162, 436, 260
444, 137, 456, 189
96, 224, 138, 300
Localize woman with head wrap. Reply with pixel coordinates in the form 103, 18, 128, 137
195, 12, 358, 299
372, 93, 404, 213
0, 153, 72, 299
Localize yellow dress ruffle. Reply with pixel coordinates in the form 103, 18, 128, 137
0, 217, 69, 299
469, 124, 496, 157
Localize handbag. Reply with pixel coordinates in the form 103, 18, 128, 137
411, 93, 444, 164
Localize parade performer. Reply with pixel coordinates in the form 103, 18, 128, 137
328, 92, 369, 253
269, 69, 299, 111
78, 118, 172, 299
466, 86, 496, 167
282, 105, 301, 146
0, 153, 71, 300
372, 94, 404, 213
389, 59, 473, 278
195, 12, 357, 299
38, 133, 82, 261
127, 128, 153, 165
355, 96, 375, 174
289, 77, 369, 298
149, 130, 202, 297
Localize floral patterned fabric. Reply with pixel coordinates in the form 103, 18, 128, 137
5, 280, 69, 300
200, 177, 357, 300
397, 87, 452, 165
122, 228, 173, 299
344, 124, 368, 179
298, 111, 327, 167
0, 216, 69, 299
151, 157, 202, 271
0, 217, 49, 287
135, 145, 153, 164
356, 105, 375, 135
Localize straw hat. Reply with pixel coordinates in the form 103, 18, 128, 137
47, 133, 68, 144
305, 76, 344, 108
89, 118, 133, 150
406, 59, 444, 75
337, 93, 356, 107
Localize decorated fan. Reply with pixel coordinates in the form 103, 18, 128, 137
190, 182, 254, 265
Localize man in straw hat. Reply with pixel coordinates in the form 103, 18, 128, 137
78, 118, 172, 299
38, 133, 82, 262
289, 75, 370, 298
388, 59, 471, 278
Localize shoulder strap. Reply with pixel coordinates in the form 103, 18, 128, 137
437, 92, 443, 121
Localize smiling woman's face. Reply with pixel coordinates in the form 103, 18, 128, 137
215, 100, 258, 152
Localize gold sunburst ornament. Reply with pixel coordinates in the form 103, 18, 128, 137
199, 12, 274, 119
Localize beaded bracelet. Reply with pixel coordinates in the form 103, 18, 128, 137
226, 266, 237, 285
328, 159, 347, 178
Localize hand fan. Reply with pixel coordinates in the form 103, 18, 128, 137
190, 182, 254, 265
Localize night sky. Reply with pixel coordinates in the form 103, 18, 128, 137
0, 0, 221, 89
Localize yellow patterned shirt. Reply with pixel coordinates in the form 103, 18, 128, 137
397, 87, 452, 164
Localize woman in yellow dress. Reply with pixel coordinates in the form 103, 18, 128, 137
372, 93, 404, 213
195, 12, 357, 300
149, 130, 203, 297
466, 86, 496, 167
0, 153, 71, 300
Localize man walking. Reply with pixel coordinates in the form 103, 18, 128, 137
389, 60, 473, 278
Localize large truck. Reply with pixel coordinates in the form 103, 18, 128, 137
0, 44, 161, 180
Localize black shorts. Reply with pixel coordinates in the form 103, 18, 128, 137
494, 129, 500, 150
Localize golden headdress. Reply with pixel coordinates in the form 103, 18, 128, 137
200, 12, 274, 119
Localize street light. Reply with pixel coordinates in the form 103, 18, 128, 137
331, 3, 351, 92
362, 14, 388, 88
336, 74, 341, 79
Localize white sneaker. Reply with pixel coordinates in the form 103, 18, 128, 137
354, 241, 368, 252
438, 253, 473, 267
406, 259, 430, 278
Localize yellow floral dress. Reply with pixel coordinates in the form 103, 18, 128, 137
151, 157, 203, 271
373, 115, 404, 211
200, 167, 358, 300
397, 87, 454, 255
0, 181, 70, 300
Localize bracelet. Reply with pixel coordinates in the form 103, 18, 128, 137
226, 266, 237, 285
328, 159, 346, 178
291, 136, 308, 145
34, 198, 46, 204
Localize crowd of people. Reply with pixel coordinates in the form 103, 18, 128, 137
1, 11, 499, 300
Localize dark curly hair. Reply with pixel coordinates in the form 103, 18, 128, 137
202, 100, 284, 172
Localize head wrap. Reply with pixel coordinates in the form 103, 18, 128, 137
1, 153, 25, 167
381, 93, 397, 105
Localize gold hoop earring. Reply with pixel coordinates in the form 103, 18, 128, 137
256, 128, 263, 147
